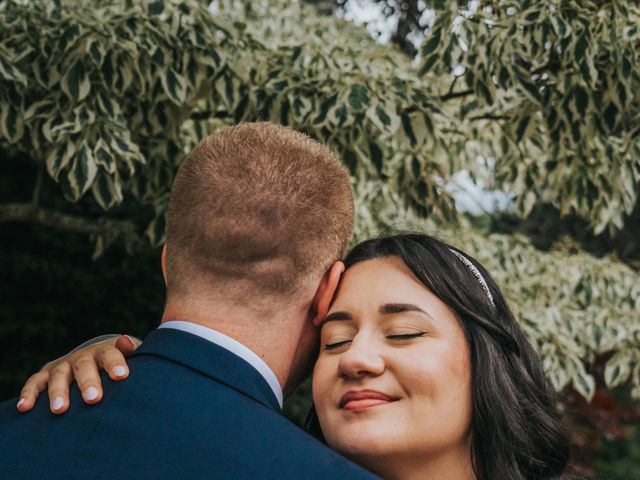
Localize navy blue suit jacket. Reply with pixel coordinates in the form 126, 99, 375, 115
0, 328, 377, 479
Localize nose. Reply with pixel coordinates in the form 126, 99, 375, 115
338, 336, 385, 379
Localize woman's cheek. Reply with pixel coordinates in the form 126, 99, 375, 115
312, 356, 333, 406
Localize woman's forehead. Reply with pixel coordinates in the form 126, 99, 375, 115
340, 257, 423, 291
333, 257, 442, 310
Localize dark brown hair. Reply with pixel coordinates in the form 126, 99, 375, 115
309, 233, 570, 480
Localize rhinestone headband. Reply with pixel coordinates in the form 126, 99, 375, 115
449, 249, 495, 307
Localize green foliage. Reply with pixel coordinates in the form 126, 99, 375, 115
0, 0, 639, 405
420, 0, 640, 235
594, 426, 640, 479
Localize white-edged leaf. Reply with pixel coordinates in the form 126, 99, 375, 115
61, 59, 91, 101
572, 368, 595, 402
144, 214, 166, 247
67, 142, 98, 198
0, 56, 27, 85
0, 102, 24, 143
86, 38, 106, 67
604, 349, 633, 389
24, 98, 56, 120
91, 169, 123, 210
161, 68, 187, 105
366, 103, 400, 134
94, 138, 116, 174
46, 141, 76, 180
193, 49, 222, 70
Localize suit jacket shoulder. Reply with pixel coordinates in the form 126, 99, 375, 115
0, 328, 378, 479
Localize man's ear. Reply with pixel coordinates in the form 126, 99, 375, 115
312, 261, 345, 327
161, 245, 168, 285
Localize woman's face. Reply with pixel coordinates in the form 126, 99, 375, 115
312, 256, 472, 463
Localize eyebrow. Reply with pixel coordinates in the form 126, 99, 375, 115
322, 303, 435, 325
322, 311, 353, 324
379, 303, 434, 321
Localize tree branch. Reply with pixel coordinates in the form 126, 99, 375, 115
0, 203, 159, 255
32, 164, 44, 207
440, 89, 474, 101
190, 110, 230, 121
0, 203, 162, 257
469, 114, 512, 121
0, 203, 134, 236
531, 62, 552, 76
446, 75, 460, 95
460, 12, 508, 29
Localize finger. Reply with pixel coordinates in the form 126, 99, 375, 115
95, 344, 130, 381
72, 354, 103, 405
47, 362, 73, 414
17, 371, 50, 412
115, 335, 140, 356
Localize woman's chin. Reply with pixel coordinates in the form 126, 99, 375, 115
330, 440, 396, 479
326, 424, 399, 459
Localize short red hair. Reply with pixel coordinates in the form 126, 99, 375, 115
165, 122, 354, 302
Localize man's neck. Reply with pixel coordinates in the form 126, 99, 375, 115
161, 300, 312, 392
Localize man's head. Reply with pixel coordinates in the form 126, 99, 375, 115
164, 122, 354, 317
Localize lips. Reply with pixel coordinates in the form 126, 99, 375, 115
339, 390, 399, 412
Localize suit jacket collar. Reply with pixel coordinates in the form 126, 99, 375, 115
132, 328, 282, 412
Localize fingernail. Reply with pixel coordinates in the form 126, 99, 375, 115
85, 387, 99, 401
112, 365, 126, 377
52, 396, 64, 411
124, 335, 136, 346
17, 398, 25, 408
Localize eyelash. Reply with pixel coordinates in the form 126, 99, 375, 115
324, 340, 352, 350
388, 332, 426, 340
324, 332, 426, 350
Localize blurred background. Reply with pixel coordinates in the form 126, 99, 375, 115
1, 0, 639, 477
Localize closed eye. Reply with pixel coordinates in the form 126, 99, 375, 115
324, 339, 352, 350
387, 332, 426, 340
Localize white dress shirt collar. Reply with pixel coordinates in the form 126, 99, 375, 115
158, 320, 283, 408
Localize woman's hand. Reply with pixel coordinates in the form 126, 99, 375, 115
17, 335, 140, 414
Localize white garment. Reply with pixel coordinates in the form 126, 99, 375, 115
158, 320, 283, 408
